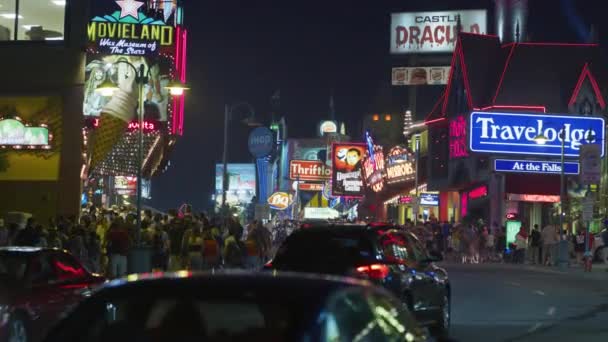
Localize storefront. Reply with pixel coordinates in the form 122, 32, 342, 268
0, 2, 89, 221
425, 33, 607, 231
83, 0, 188, 205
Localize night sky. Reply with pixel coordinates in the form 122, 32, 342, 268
149, 0, 606, 212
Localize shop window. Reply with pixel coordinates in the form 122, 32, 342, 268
0, 0, 65, 41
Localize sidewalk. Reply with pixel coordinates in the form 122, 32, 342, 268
522, 262, 608, 281
438, 261, 608, 281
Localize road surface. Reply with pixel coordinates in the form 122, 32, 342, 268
444, 263, 608, 342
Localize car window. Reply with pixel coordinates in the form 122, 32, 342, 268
404, 234, 428, 262
274, 233, 374, 263
378, 232, 415, 263
367, 292, 424, 341
52, 252, 87, 281
323, 289, 411, 342
28, 253, 57, 285
322, 290, 376, 342
0, 253, 28, 283
51, 296, 297, 342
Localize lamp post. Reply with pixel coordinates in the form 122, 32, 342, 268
534, 125, 567, 271
221, 103, 260, 212
96, 61, 188, 246
413, 134, 421, 225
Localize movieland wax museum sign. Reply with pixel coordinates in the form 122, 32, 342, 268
87, 0, 175, 56
469, 112, 605, 158
390, 10, 487, 54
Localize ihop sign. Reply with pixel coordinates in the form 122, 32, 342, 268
469, 112, 605, 158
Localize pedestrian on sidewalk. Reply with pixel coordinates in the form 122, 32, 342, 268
514, 227, 528, 264
542, 224, 558, 266
105, 220, 129, 278
529, 224, 541, 264
574, 229, 586, 265
601, 225, 608, 266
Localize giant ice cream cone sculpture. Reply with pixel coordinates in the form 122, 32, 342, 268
89, 63, 139, 171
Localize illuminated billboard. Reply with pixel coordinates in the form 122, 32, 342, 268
331, 143, 366, 197
84, 0, 187, 135
215, 164, 256, 207
390, 10, 487, 54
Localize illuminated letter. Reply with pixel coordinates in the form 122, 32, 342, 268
161, 26, 173, 45
421, 26, 433, 46
434, 26, 445, 45
87, 23, 96, 41
151, 25, 161, 41
475, 117, 494, 138
396, 26, 407, 47
140, 25, 150, 40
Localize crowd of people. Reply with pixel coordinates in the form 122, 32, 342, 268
404, 219, 608, 267
2, 208, 607, 278
0, 206, 277, 279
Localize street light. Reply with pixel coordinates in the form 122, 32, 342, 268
413, 133, 421, 225
96, 61, 188, 246
221, 103, 261, 211
533, 126, 567, 271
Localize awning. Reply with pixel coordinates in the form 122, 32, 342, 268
505, 174, 560, 196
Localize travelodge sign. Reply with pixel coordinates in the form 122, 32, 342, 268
469, 112, 605, 158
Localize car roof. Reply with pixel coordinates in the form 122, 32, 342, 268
94, 271, 377, 301
0, 246, 45, 253
295, 223, 397, 236
0, 246, 65, 253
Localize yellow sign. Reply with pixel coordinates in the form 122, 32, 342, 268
268, 192, 293, 210
87, 22, 174, 55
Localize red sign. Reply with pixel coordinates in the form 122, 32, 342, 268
468, 185, 488, 200
399, 196, 413, 204
299, 183, 324, 191
331, 143, 366, 197
290, 160, 331, 180
449, 116, 468, 158
88, 118, 160, 133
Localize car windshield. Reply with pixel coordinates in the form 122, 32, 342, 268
274, 231, 375, 265
60, 295, 309, 342
0, 253, 28, 283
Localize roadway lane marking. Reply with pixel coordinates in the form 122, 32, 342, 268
528, 322, 543, 333
534, 290, 546, 296
547, 307, 556, 316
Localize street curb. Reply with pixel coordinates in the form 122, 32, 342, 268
438, 262, 608, 281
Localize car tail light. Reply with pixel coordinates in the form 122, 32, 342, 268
263, 261, 273, 269
356, 264, 390, 280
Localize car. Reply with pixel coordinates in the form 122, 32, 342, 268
0, 247, 105, 342
44, 271, 428, 342
265, 224, 451, 339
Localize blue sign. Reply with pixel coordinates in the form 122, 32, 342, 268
469, 112, 605, 157
494, 159, 580, 175
248, 127, 274, 157
419, 193, 439, 206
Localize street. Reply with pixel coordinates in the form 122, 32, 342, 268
445, 263, 608, 342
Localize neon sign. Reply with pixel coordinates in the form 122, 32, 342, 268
89, 118, 159, 132
494, 159, 580, 175
449, 115, 468, 158
362, 133, 385, 192
87, 0, 175, 56
506, 194, 560, 203
0, 118, 51, 150
468, 185, 488, 200
469, 112, 605, 157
